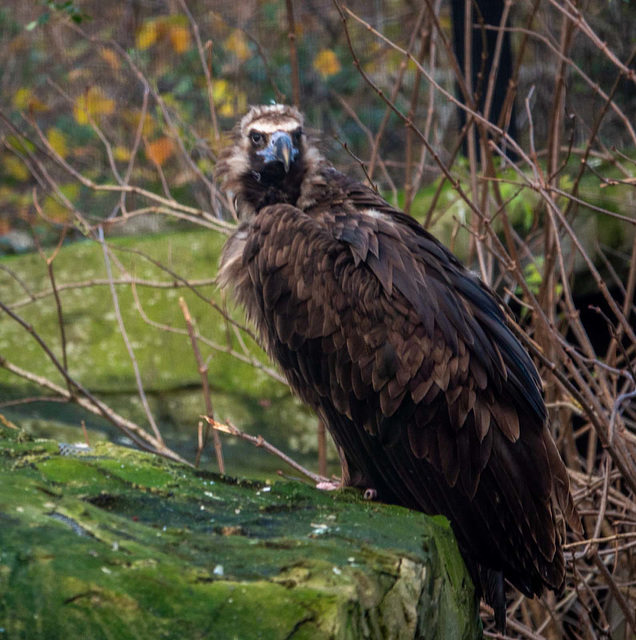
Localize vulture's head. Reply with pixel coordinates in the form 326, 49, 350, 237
216, 104, 323, 216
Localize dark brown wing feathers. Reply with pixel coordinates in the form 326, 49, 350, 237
226, 164, 580, 626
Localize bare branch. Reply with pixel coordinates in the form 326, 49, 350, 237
204, 416, 330, 486
179, 296, 224, 472
285, 0, 301, 108
98, 228, 164, 444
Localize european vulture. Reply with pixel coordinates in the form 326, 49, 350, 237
217, 104, 581, 630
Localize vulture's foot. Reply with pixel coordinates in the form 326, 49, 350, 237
316, 480, 341, 491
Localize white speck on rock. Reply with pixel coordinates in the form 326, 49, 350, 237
310, 523, 329, 535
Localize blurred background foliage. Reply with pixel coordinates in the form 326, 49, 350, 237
1, 0, 634, 255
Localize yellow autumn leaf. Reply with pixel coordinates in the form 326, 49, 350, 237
236, 90, 247, 114
123, 109, 155, 137
161, 93, 179, 108
47, 128, 68, 159
13, 87, 46, 112
386, 50, 406, 73
136, 19, 158, 50
100, 47, 120, 70
43, 184, 80, 222
2, 155, 30, 181
13, 87, 32, 109
224, 30, 250, 62
218, 102, 234, 118
197, 157, 215, 175
314, 49, 341, 78
74, 88, 115, 125
212, 79, 230, 104
169, 24, 190, 53
219, 90, 247, 118
438, 14, 452, 30
43, 200, 71, 222
212, 82, 247, 119
146, 137, 175, 166
113, 146, 130, 162
6, 135, 34, 155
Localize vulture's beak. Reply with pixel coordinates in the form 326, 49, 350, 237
259, 131, 297, 173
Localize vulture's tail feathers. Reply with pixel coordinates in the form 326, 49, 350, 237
479, 565, 507, 632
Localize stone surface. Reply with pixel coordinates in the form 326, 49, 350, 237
0, 426, 481, 639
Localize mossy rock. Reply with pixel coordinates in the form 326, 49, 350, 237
0, 426, 481, 639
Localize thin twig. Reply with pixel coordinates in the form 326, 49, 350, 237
98, 228, 163, 444
0, 264, 36, 300
317, 421, 327, 478
129, 281, 286, 384
285, 0, 301, 108
30, 208, 71, 392
9, 274, 216, 312
366, 3, 427, 180
0, 352, 187, 465
204, 416, 330, 486
179, 296, 224, 472
178, 0, 220, 143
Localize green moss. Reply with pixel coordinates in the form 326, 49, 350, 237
0, 425, 481, 639
0, 229, 326, 479
0, 229, 268, 395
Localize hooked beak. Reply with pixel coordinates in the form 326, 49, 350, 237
275, 133, 292, 173
258, 131, 297, 173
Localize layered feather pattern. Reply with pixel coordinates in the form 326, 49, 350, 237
217, 106, 581, 631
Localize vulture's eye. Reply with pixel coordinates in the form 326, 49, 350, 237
250, 131, 264, 145
292, 129, 302, 144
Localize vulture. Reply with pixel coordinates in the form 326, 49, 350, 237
216, 104, 581, 630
